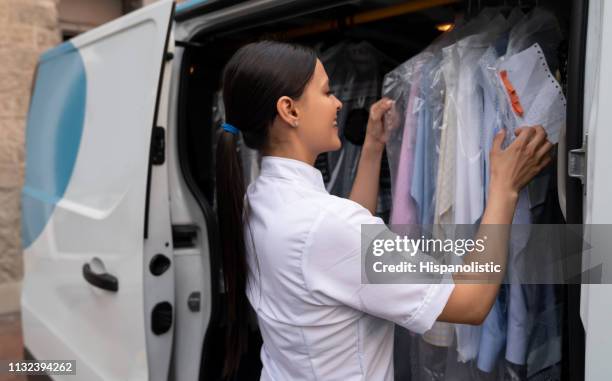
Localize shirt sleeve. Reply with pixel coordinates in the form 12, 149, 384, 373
301, 202, 455, 334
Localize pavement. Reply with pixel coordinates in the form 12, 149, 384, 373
0, 312, 26, 381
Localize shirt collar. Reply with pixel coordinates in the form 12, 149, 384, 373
260, 156, 326, 192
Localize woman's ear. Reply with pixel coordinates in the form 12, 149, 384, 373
276, 96, 299, 128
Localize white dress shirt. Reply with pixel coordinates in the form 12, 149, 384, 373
244, 156, 455, 380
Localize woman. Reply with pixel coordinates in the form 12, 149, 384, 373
215, 41, 552, 380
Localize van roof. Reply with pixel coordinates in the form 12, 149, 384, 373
175, 0, 235, 21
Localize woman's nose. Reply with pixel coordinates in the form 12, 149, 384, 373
336, 97, 343, 110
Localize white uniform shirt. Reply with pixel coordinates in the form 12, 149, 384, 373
244, 156, 454, 380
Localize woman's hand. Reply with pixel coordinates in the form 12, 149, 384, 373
489, 125, 554, 197
363, 97, 394, 152
350, 97, 394, 214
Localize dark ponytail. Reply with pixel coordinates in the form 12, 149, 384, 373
215, 41, 317, 378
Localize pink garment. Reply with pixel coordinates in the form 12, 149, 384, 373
390, 74, 422, 225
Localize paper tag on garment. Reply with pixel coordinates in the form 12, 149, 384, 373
497, 43, 566, 144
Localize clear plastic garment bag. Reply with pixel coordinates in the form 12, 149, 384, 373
384, 6, 567, 381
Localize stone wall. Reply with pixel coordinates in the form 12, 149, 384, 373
0, 0, 61, 312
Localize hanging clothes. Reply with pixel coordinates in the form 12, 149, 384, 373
474, 9, 528, 374
445, 12, 518, 364
412, 33, 464, 351
384, 52, 432, 225
452, 13, 510, 226
496, 43, 566, 145
477, 8, 565, 374
433, 7, 498, 227
384, 5, 568, 380
385, 7, 496, 227
410, 56, 442, 227
317, 41, 397, 221
478, 7, 526, 199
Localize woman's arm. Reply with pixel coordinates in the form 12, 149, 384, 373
349, 97, 552, 324
349, 98, 393, 214
349, 143, 384, 215
438, 125, 553, 325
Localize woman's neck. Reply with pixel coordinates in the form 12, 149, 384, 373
262, 145, 317, 166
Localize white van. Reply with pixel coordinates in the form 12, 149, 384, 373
20, 0, 612, 380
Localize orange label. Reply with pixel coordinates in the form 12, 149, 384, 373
500, 70, 524, 117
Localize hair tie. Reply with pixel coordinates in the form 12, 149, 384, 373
222, 122, 239, 135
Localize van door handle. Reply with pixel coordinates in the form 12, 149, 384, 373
82, 260, 118, 292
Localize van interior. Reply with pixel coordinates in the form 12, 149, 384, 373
174, 0, 585, 379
